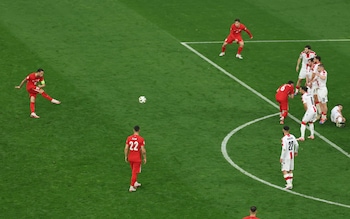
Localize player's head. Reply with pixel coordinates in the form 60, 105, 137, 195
234, 18, 241, 27
133, 125, 140, 133
317, 64, 324, 71
36, 68, 44, 77
304, 45, 311, 53
287, 80, 294, 85
300, 86, 308, 94
308, 58, 314, 63
249, 206, 257, 215
315, 55, 321, 62
283, 126, 290, 134
336, 104, 343, 110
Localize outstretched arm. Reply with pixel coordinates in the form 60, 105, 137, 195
15, 78, 26, 89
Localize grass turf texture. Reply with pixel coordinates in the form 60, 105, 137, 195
0, 0, 349, 218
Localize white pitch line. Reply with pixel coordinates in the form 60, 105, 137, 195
182, 39, 350, 44
221, 113, 350, 209
180, 42, 350, 159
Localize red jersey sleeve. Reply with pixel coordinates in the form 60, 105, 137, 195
241, 24, 253, 38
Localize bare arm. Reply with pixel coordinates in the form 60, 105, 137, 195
15, 78, 27, 89
141, 146, 147, 164
316, 72, 327, 80
296, 58, 301, 72
303, 102, 308, 111
38, 80, 46, 89
124, 144, 129, 162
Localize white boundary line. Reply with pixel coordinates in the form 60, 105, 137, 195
180, 41, 350, 158
221, 113, 350, 209
183, 39, 350, 44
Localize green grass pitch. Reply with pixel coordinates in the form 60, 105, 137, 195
1, 0, 349, 218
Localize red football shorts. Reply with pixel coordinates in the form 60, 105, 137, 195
27, 87, 41, 98
225, 35, 243, 44
129, 161, 141, 173
276, 97, 289, 111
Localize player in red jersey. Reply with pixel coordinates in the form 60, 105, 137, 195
242, 206, 260, 219
15, 68, 61, 118
275, 81, 294, 124
219, 18, 253, 59
124, 125, 147, 192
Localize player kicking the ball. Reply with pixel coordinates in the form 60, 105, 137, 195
219, 18, 253, 59
15, 68, 61, 118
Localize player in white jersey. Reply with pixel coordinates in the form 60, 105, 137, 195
297, 86, 317, 141
305, 58, 314, 91
295, 45, 316, 95
280, 126, 299, 190
315, 64, 328, 124
331, 104, 346, 126
309, 56, 322, 119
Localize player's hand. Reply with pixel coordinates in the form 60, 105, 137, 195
294, 152, 298, 157
280, 158, 283, 163
143, 158, 147, 164
125, 157, 128, 162
250, 36, 253, 39
296, 66, 299, 72
15, 86, 21, 89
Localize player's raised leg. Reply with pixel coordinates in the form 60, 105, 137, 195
38, 89, 61, 104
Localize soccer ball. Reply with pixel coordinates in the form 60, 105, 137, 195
336, 117, 345, 128
138, 96, 147, 103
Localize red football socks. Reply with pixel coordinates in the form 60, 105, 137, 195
41, 92, 53, 101
30, 102, 35, 113
237, 46, 243, 54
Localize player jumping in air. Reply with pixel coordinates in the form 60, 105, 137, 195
219, 18, 253, 59
15, 68, 61, 118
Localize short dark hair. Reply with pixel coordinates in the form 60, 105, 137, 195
283, 126, 290, 131
134, 125, 140, 132
250, 206, 257, 213
305, 45, 311, 49
336, 104, 343, 107
287, 80, 294, 84
234, 18, 241, 22
318, 64, 324, 68
308, 58, 314, 62
300, 86, 308, 92
315, 55, 321, 61
37, 68, 44, 72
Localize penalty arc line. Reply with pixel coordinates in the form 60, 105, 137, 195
180, 42, 350, 159
221, 113, 350, 209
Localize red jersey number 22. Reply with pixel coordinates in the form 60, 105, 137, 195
129, 141, 139, 151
